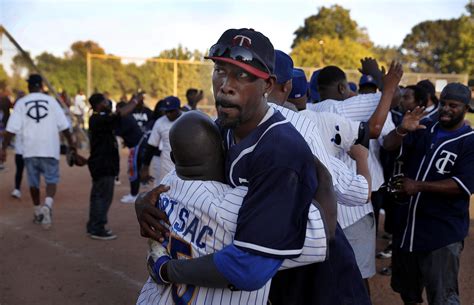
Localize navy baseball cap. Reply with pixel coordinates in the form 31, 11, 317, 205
289, 69, 308, 99
359, 74, 376, 86
274, 50, 294, 84
27, 74, 43, 87
309, 69, 321, 102
162, 96, 181, 111
440, 83, 471, 105
205, 28, 275, 79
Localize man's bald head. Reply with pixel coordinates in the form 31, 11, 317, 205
169, 111, 225, 182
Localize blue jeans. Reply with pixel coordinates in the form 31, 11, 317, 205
24, 157, 59, 188
87, 176, 115, 234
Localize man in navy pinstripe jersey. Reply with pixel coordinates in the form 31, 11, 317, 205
384, 83, 474, 305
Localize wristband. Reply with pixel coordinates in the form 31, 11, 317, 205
158, 260, 171, 285
395, 126, 408, 137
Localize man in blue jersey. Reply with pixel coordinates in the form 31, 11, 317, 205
384, 83, 474, 305
135, 28, 337, 303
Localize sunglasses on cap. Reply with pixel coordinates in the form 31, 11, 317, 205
208, 43, 271, 75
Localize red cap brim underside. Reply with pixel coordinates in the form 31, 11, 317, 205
205, 56, 270, 79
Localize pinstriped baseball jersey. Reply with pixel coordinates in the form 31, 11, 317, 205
136, 170, 327, 305
308, 94, 396, 227
272, 104, 369, 207
269, 104, 333, 175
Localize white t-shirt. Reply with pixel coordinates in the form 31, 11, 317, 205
148, 115, 177, 182
71, 93, 87, 116
299, 110, 360, 157
137, 171, 327, 305
6, 92, 70, 160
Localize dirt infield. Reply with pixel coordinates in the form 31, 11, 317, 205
1, 149, 473, 305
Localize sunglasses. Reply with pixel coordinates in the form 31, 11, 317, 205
208, 43, 271, 75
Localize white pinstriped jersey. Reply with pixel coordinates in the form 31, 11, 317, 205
308, 93, 396, 227
137, 171, 327, 305
271, 104, 369, 207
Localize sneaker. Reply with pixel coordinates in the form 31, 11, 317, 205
380, 266, 392, 276
120, 194, 137, 204
40, 205, 52, 229
33, 213, 44, 224
376, 243, 392, 259
11, 189, 22, 199
87, 228, 113, 236
89, 230, 117, 240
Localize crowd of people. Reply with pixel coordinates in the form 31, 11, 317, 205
0, 27, 473, 305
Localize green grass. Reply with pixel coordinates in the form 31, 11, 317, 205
467, 113, 474, 126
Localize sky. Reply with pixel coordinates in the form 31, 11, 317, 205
0, 0, 470, 60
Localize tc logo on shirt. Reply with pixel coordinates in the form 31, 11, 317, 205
26, 100, 49, 123
435, 150, 457, 174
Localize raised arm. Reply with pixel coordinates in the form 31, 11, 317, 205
358, 57, 385, 91
366, 61, 403, 138
383, 106, 427, 151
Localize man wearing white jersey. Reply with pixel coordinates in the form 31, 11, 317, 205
1, 74, 75, 229
310, 60, 402, 294
137, 110, 328, 305
141, 96, 182, 184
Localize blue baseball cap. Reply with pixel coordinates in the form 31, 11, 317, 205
162, 96, 181, 111
289, 69, 308, 99
440, 83, 471, 105
309, 69, 321, 102
274, 50, 294, 84
359, 74, 376, 86
349, 82, 358, 92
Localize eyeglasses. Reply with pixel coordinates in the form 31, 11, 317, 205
208, 43, 271, 75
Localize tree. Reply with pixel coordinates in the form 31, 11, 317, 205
291, 36, 375, 69
401, 16, 474, 75
467, 0, 474, 16
0, 64, 8, 90
292, 5, 370, 48
291, 5, 376, 68
70, 40, 105, 58
372, 46, 402, 68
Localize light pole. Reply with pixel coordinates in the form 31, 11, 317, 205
319, 39, 325, 66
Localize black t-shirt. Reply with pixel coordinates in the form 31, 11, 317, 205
88, 112, 120, 179
132, 107, 153, 133
115, 113, 143, 148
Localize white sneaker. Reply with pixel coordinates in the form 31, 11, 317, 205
120, 194, 137, 204
41, 206, 52, 229
11, 189, 22, 199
